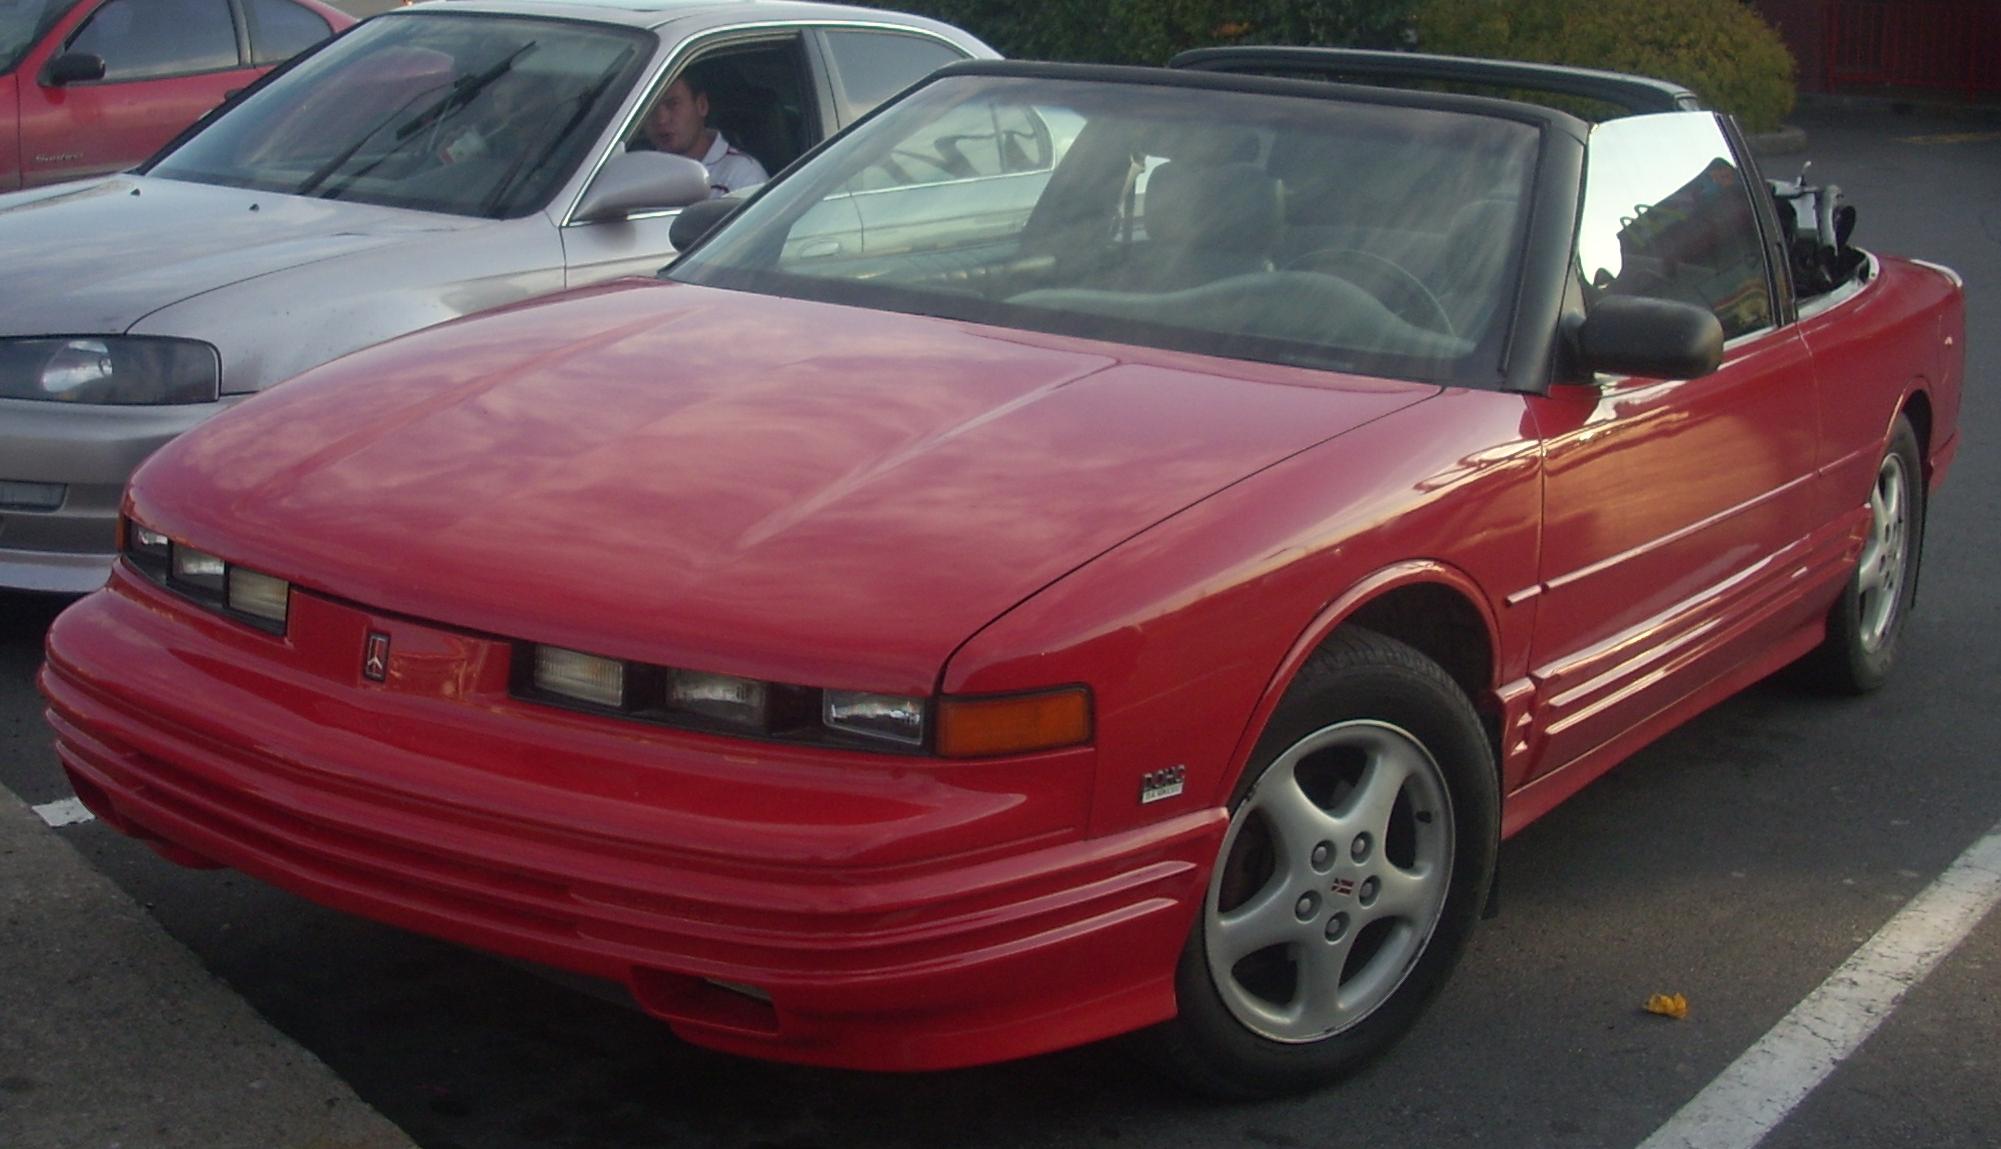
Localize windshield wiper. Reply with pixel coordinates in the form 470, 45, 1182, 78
477, 59, 625, 218
298, 40, 538, 201
292, 79, 448, 199
393, 40, 538, 142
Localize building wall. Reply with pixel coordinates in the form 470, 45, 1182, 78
1755, 0, 1826, 90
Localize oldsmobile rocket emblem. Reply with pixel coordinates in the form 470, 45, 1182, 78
362, 632, 390, 682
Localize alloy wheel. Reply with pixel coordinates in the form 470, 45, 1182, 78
1205, 719, 1455, 1042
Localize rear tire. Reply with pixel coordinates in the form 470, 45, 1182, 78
1146, 627, 1498, 1098
1805, 415, 1924, 694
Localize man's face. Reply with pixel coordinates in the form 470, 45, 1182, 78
644, 78, 709, 158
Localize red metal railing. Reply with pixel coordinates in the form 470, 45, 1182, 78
1824, 1, 2001, 96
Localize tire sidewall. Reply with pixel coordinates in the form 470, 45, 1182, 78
1828, 417, 1926, 692
1163, 631, 1498, 1097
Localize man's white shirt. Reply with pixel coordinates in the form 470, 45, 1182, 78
701, 131, 768, 198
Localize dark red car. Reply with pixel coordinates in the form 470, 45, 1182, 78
1, 0, 351, 190
40, 53, 1964, 1095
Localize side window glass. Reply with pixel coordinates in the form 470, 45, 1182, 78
68, 0, 241, 80
625, 40, 810, 181
821, 30, 963, 123
248, 0, 332, 65
1577, 112, 1773, 340
846, 98, 1053, 191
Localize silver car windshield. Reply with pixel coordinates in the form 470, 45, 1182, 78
0, 0, 72, 74
671, 75, 1540, 384
147, 13, 650, 219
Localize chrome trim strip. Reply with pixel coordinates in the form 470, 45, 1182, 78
1796, 252, 1879, 322
1907, 257, 1962, 289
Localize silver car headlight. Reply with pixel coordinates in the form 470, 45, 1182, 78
0, 337, 220, 404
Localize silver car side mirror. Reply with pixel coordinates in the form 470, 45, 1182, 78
573, 152, 712, 223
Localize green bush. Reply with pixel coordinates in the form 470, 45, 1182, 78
895, 0, 1794, 132
1415, 0, 1797, 131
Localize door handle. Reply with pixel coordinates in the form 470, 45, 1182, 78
794, 238, 843, 259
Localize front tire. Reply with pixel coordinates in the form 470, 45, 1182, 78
1806, 415, 1924, 694
1149, 627, 1498, 1098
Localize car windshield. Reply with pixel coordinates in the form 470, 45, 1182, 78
0, 0, 72, 75
671, 75, 1540, 385
146, 12, 650, 219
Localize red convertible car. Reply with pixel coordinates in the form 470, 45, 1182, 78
40, 53, 1963, 1095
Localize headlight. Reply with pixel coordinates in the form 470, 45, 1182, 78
121, 513, 290, 634
171, 543, 228, 594
669, 670, 771, 729
0, 337, 220, 404
516, 642, 923, 751
824, 690, 925, 747
533, 646, 628, 709
226, 567, 292, 626
514, 641, 1093, 757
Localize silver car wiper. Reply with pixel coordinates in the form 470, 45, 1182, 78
300, 40, 539, 201
477, 61, 626, 218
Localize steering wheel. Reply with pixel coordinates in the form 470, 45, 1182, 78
1284, 248, 1456, 337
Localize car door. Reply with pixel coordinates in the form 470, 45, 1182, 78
558, 29, 823, 284
557, 24, 977, 283
4, 1, 76, 189
1521, 112, 1822, 780
240, 0, 335, 70
18, 0, 256, 185
817, 26, 970, 130
1, 68, 18, 189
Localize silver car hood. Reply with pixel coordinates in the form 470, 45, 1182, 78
0, 175, 480, 336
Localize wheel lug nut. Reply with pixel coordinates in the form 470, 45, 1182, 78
1311, 842, 1332, 870
1351, 834, 1372, 862
1359, 877, 1379, 906
1325, 912, 1349, 941
1295, 892, 1320, 920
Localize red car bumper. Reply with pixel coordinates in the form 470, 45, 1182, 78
40, 569, 1221, 1070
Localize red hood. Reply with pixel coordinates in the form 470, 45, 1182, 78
135, 281, 1434, 692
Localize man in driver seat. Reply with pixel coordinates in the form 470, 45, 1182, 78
634, 67, 768, 197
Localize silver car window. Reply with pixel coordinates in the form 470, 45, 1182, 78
246, 0, 332, 66
67, 0, 241, 79
148, 13, 651, 219
821, 29, 965, 123
1, 0, 75, 74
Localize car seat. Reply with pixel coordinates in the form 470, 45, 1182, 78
1138, 161, 1284, 290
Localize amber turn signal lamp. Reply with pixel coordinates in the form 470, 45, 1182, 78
935, 687, 1091, 758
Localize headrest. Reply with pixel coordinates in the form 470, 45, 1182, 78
1145, 162, 1283, 257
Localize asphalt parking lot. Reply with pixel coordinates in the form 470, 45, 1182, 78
2, 99, 1997, 1149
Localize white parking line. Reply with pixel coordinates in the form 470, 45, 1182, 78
31, 797, 95, 828
1638, 820, 2001, 1149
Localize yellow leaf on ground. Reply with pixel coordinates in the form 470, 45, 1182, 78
1645, 992, 1689, 1019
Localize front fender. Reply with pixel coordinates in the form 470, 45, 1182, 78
941, 387, 1542, 838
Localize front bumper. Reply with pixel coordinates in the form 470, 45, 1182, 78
40, 568, 1221, 1070
0, 396, 238, 593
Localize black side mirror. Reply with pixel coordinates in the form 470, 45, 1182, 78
669, 197, 741, 251
41, 51, 107, 87
1574, 295, 1724, 381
